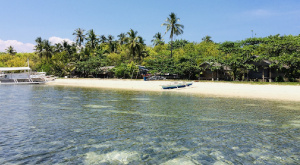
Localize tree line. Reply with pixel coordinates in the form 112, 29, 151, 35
1, 13, 300, 81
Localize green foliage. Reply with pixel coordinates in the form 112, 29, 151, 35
113, 61, 138, 79
169, 39, 189, 50
0, 53, 40, 70
3, 29, 300, 81
113, 63, 129, 78
76, 56, 103, 77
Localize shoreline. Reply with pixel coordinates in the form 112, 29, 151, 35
47, 78, 300, 102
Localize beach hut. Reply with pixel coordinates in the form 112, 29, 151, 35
199, 62, 231, 81
244, 55, 287, 82
99, 66, 115, 78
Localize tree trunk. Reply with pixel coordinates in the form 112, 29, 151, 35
170, 37, 173, 58
247, 70, 249, 81
131, 70, 134, 79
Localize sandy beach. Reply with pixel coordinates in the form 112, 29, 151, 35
47, 78, 300, 102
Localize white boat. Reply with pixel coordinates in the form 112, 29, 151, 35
0, 67, 47, 84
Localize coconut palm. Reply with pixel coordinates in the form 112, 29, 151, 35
72, 28, 85, 48
86, 29, 98, 49
5, 46, 17, 55
126, 29, 145, 60
151, 32, 164, 46
54, 43, 63, 53
34, 37, 53, 60
99, 35, 107, 44
161, 12, 184, 57
107, 35, 114, 44
61, 40, 74, 55
202, 35, 213, 43
137, 36, 147, 60
107, 35, 115, 52
117, 33, 127, 45
42, 39, 53, 60
34, 37, 43, 57
62, 40, 70, 50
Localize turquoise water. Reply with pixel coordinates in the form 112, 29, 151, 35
0, 85, 299, 164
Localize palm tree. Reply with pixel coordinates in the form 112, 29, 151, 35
72, 28, 85, 48
99, 35, 107, 44
5, 46, 17, 55
126, 29, 145, 60
161, 12, 184, 57
151, 32, 164, 46
107, 35, 115, 52
54, 43, 63, 53
62, 40, 70, 51
137, 36, 147, 60
42, 39, 53, 60
34, 37, 43, 57
202, 35, 213, 43
86, 29, 98, 49
107, 35, 114, 44
61, 40, 74, 55
117, 33, 126, 45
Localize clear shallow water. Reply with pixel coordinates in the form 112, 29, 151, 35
0, 85, 299, 164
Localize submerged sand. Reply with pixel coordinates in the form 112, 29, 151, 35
47, 78, 300, 102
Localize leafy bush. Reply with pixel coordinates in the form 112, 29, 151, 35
275, 76, 284, 82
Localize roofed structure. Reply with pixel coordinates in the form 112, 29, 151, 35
0, 67, 31, 71
199, 62, 231, 81
244, 55, 287, 82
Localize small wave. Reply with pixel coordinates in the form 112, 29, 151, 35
278, 105, 300, 111
85, 151, 140, 164
83, 105, 113, 109
130, 98, 152, 101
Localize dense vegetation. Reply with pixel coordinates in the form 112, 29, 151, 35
1, 13, 300, 81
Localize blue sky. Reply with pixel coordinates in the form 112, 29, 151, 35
0, 0, 300, 52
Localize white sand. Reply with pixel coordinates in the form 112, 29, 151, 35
47, 78, 300, 102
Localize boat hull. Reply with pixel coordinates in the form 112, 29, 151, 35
0, 81, 47, 85
162, 85, 178, 89
161, 81, 193, 89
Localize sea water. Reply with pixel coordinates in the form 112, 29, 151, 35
0, 85, 299, 164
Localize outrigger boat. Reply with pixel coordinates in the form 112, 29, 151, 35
186, 82, 193, 86
161, 81, 193, 89
0, 65, 47, 85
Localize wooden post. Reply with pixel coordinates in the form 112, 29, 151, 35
269, 68, 272, 82
262, 68, 265, 82
217, 69, 219, 81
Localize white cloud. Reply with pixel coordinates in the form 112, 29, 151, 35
49, 36, 74, 45
0, 36, 74, 53
0, 39, 35, 53
246, 9, 276, 17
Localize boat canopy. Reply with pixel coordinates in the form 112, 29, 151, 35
0, 67, 31, 71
